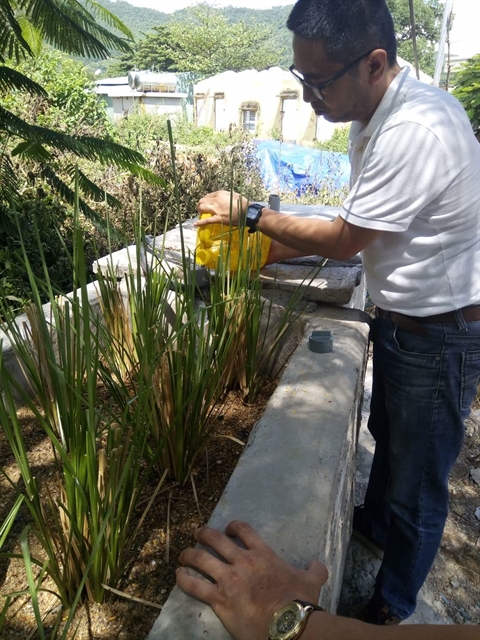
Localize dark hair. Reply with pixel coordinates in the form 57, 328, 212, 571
287, 0, 397, 66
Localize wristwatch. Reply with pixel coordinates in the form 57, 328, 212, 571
246, 202, 266, 233
268, 599, 324, 640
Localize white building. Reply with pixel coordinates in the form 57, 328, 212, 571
193, 58, 432, 145
94, 72, 187, 121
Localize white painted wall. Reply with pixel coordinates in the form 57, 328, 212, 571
194, 67, 323, 144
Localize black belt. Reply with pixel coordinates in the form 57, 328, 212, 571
376, 305, 480, 337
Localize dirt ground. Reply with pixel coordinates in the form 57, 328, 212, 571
2, 357, 480, 638
0, 384, 275, 640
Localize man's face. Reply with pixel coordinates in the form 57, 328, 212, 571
292, 35, 374, 124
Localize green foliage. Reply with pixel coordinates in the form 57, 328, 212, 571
1, 0, 134, 65
97, 0, 442, 76
453, 54, 480, 135
387, 0, 443, 76
0, 155, 305, 635
315, 126, 350, 154
0, 203, 165, 620
1, 50, 112, 136
128, 25, 177, 72
0, 0, 163, 231
0, 189, 74, 315
114, 108, 246, 153
125, 4, 282, 78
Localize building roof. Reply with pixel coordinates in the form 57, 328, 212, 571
95, 76, 129, 87
195, 59, 433, 90
94, 85, 187, 99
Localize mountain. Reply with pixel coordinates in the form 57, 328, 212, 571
93, 1, 295, 68
91, 1, 439, 76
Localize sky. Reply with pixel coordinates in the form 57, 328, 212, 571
120, 0, 479, 59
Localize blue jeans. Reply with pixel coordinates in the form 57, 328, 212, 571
364, 313, 480, 619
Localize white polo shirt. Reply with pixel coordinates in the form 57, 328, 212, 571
341, 67, 480, 316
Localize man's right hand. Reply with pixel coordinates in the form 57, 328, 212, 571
176, 520, 328, 640
196, 190, 249, 228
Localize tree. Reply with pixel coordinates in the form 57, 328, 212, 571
129, 4, 282, 78
132, 25, 177, 72
453, 54, 480, 137
0, 0, 160, 227
387, 0, 443, 76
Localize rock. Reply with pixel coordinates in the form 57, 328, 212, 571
475, 507, 480, 521
450, 579, 461, 589
470, 408, 480, 424
465, 410, 480, 438
470, 467, 480, 487
476, 537, 480, 548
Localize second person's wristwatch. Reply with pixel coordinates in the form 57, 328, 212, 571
268, 599, 324, 639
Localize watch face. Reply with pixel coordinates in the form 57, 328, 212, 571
276, 609, 298, 633
269, 602, 305, 640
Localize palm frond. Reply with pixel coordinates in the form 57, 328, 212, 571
0, 65, 47, 96
18, 0, 133, 58
65, 163, 122, 208
11, 140, 53, 162
73, 134, 146, 167
1, 106, 141, 164
0, 104, 42, 140
0, 0, 32, 62
83, 0, 134, 40
16, 14, 43, 57
122, 161, 166, 186
40, 164, 105, 227
0, 152, 21, 205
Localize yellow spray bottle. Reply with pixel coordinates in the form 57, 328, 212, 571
195, 213, 271, 271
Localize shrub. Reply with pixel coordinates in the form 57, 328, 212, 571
453, 54, 480, 136
314, 125, 350, 155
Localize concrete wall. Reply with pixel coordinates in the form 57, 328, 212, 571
97, 93, 186, 121
194, 67, 340, 144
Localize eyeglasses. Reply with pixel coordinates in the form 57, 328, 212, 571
289, 50, 375, 101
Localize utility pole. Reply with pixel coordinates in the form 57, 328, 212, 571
408, 0, 420, 79
434, 0, 455, 87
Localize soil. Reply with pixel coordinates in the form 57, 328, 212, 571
2, 358, 480, 638
0, 383, 276, 640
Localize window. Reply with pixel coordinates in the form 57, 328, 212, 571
242, 109, 257, 134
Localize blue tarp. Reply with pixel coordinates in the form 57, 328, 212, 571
254, 140, 350, 195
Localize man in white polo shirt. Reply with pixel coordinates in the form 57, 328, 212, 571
189, 0, 480, 627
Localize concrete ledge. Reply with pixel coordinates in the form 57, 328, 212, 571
0, 282, 102, 400
148, 306, 370, 639
93, 212, 364, 307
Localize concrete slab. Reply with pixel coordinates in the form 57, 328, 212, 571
148, 307, 370, 640
259, 263, 361, 305
93, 213, 363, 307
0, 282, 102, 401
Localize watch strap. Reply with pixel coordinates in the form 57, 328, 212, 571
246, 202, 265, 233
293, 599, 325, 612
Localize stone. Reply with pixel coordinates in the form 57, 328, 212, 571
470, 467, 480, 487
475, 507, 480, 521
